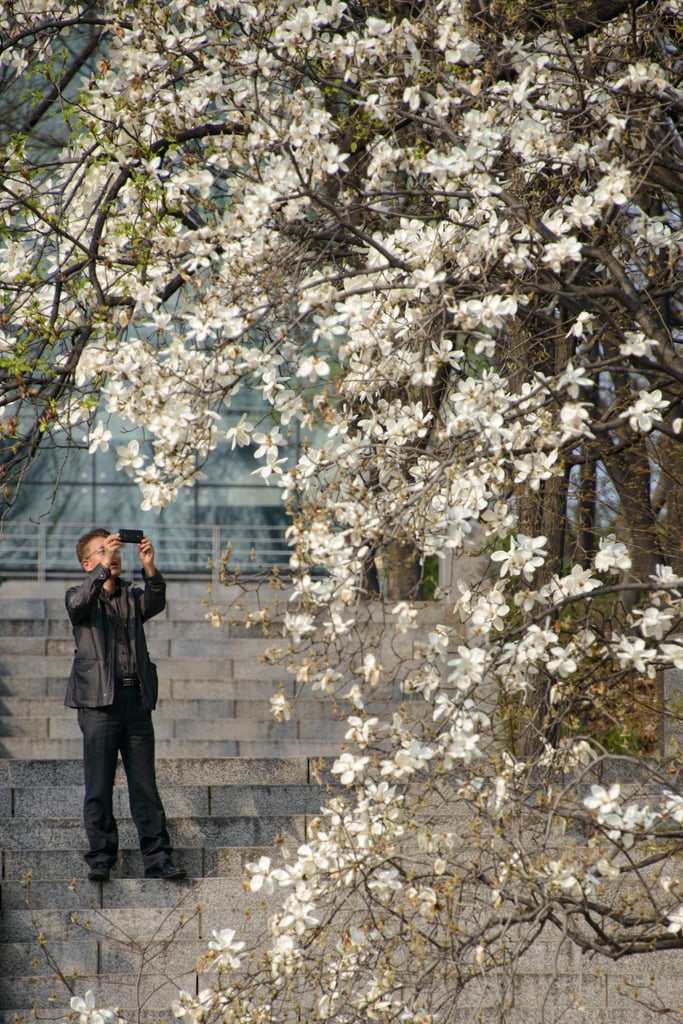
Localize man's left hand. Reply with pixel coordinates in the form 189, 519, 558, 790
138, 536, 157, 577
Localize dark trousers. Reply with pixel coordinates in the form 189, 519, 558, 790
77, 684, 172, 872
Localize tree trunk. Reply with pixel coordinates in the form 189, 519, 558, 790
516, 469, 570, 758
383, 538, 424, 601
604, 440, 663, 603
651, 426, 683, 576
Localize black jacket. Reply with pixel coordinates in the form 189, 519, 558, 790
64, 566, 166, 710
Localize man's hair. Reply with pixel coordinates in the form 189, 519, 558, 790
76, 528, 109, 564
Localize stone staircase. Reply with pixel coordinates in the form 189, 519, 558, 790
0, 578, 348, 759
0, 578, 342, 1023
0, 756, 333, 1023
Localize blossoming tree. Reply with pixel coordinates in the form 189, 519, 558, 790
3, 0, 683, 1021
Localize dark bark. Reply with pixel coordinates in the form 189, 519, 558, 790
467, 0, 651, 41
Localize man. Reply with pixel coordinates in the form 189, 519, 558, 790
65, 529, 186, 882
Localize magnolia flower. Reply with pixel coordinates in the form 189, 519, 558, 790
557, 361, 593, 398
593, 165, 631, 207
345, 715, 379, 748
620, 331, 659, 358
412, 265, 446, 295
413, 884, 438, 919
632, 605, 674, 640
559, 402, 593, 437
546, 645, 577, 678
381, 738, 436, 778
87, 422, 112, 454
596, 858, 620, 879
563, 194, 597, 228
626, 389, 668, 433
545, 859, 584, 897
204, 607, 224, 628
206, 927, 245, 970
297, 354, 330, 380
583, 784, 621, 825
490, 534, 547, 581
550, 564, 599, 599
567, 311, 595, 338
440, 723, 480, 767
225, 416, 254, 448
663, 791, 683, 824
279, 887, 320, 934
447, 645, 488, 690
331, 751, 370, 785
650, 564, 682, 590
69, 991, 118, 1024
594, 535, 632, 573
341, 683, 365, 708
542, 235, 583, 272
253, 429, 285, 465
666, 906, 683, 934
367, 867, 402, 903
470, 588, 509, 634
171, 990, 199, 1024
613, 635, 656, 675
403, 84, 421, 111
392, 601, 418, 633
115, 438, 145, 475
171, 988, 215, 1024
245, 855, 290, 894
270, 692, 292, 721
284, 611, 316, 644
614, 61, 669, 93
660, 643, 683, 671
359, 652, 381, 686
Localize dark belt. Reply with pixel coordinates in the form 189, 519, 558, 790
118, 676, 139, 687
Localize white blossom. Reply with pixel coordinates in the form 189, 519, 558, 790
87, 422, 112, 453
583, 784, 622, 826
620, 332, 659, 358
490, 534, 547, 581
666, 906, 683, 934
115, 439, 145, 475
270, 692, 292, 721
594, 535, 632, 573
367, 867, 402, 903
331, 752, 370, 785
206, 927, 245, 970
69, 991, 118, 1024
625, 389, 668, 433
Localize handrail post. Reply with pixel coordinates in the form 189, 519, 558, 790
37, 522, 46, 582
212, 525, 221, 588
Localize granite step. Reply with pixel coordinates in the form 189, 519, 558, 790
0, 756, 330, 1022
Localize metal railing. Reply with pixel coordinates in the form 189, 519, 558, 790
0, 520, 293, 583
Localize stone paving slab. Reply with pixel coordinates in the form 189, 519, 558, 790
1, 838, 309, 884
0, 970, 197, 1014
9, 782, 327, 820
0, 815, 307, 852
0, 741, 82, 757
2, 940, 98, 977
0, 757, 319, 786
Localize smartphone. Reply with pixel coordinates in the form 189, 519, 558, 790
118, 529, 144, 544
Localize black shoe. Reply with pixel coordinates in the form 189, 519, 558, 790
144, 860, 186, 880
87, 865, 111, 882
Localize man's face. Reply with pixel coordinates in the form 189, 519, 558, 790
82, 535, 121, 576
